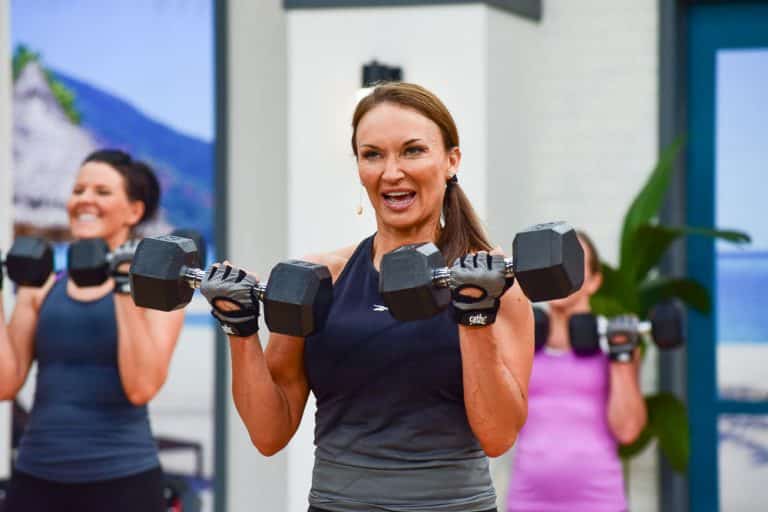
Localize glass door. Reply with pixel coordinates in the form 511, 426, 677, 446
688, 3, 768, 511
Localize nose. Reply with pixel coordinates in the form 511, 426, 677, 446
381, 155, 405, 182
70, 188, 96, 206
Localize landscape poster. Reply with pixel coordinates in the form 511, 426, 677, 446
11, 1, 217, 509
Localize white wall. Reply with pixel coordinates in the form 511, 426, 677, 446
287, 4, 489, 258
486, 1, 659, 265
226, 1, 289, 510
0, 0, 13, 480
485, 2, 660, 511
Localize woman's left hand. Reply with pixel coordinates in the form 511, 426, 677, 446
450, 251, 512, 326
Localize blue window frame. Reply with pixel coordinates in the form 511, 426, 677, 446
687, 3, 768, 511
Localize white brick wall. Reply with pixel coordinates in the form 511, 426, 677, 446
486, 2, 659, 511
486, 0, 658, 267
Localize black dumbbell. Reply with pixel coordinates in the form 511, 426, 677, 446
568, 303, 685, 357
129, 235, 333, 337
68, 229, 206, 287
1, 237, 54, 287
378, 221, 584, 322
533, 306, 549, 351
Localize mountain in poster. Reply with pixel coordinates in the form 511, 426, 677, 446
13, 57, 214, 245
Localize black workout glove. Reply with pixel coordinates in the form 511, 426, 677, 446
200, 264, 260, 337
110, 239, 140, 294
450, 251, 513, 327
606, 315, 641, 363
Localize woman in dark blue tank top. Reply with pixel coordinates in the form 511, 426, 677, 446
201, 83, 535, 512
0, 150, 186, 512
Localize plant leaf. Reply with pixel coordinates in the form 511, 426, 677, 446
591, 262, 639, 315
639, 277, 711, 316
619, 422, 654, 459
647, 392, 690, 473
620, 138, 685, 270
590, 295, 629, 317
626, 224, 751, 282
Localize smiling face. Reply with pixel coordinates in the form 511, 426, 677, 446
66, 161, 144, 248
355, 102, 460, 237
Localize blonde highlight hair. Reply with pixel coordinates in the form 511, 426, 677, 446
351, 82, 491, 264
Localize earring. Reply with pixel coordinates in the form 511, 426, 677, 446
356, 185, 364, 216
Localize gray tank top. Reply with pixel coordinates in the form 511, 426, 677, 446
304, 236, 496, 511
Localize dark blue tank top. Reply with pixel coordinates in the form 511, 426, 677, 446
16, 276, 159, 482
305, 236, 495, 512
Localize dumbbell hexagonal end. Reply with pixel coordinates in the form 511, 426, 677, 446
263, 260, 333, 337
129, 235, 198, 311
513, 222, 584, 302
533, 307, 549, 351
649, 300, 685, 349
6, 236, 54, 287
569, 313, 601, 356
170, 228, 207, 269
68, 239, 110, 287
379, 242, 451, 322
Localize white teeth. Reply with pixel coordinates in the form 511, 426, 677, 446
385, 191, 412, 197
77, 213, 99, 222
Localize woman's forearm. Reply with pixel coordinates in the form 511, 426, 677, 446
114, 295, 181, 404
0, 301, 20, 399
460, 324, 529, 457
607, 356, 647, 444
228, 334, 301, 455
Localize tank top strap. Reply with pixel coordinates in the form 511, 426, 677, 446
334, 234, 375, 289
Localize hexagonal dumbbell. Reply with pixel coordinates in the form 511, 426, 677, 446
1, 236, 54, 287
378, 221, 585, 322
567, 302, 685, 357
68, 229, 206, 287
129, 234, 333, 337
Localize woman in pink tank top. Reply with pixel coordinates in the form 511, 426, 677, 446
506, 232, 647, 512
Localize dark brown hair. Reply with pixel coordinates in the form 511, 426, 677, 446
351, 82, 491, 264
576, 230, 601, 275
82, 149, 160, 226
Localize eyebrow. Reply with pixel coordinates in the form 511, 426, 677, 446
359, 138, 424, 149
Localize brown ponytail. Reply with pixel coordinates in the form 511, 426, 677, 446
351, 82, 492, 264
438, 180, 492, 264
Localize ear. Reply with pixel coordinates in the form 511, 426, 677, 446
125, 200, 145, 228
446, 146, 461, 180
584, 271, 603, 295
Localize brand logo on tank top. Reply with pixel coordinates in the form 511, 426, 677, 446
372, 304, 389, 312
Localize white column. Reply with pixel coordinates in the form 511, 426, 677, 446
0, 0, 14, 480
226, 0, 289, 510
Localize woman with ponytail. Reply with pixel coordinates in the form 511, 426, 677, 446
0, 149, 184, 511
200, 82, 533, 512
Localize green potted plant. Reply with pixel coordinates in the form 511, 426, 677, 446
590, 139, 750, 471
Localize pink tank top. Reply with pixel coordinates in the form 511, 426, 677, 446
506, 348, 627, 512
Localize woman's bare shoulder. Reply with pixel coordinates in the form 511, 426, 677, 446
301, 245, 357, 283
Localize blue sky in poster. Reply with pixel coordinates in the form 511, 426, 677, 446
716, 49, 768, 252
11, 0, 213, 141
